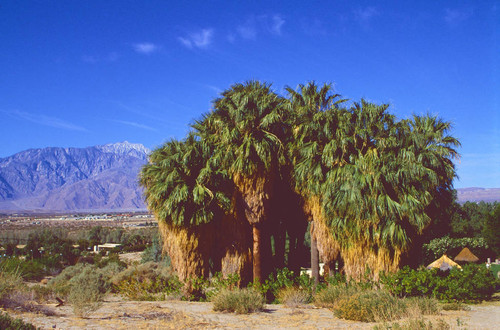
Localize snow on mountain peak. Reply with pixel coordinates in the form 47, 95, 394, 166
97, 141, 150, 158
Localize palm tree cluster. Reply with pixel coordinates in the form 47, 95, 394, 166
140, 81, 459, 285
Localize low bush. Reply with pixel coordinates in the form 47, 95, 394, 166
276, 287, 311, 307
250, 268, 315, 303
332, 289, 406, 322
0, 258, 47, 281
29, 285, 54, 303
314, 281, 440, 323
0, 311, 37, 330
67, 266, 108, 318
0, 270, 25, 302
212, 288, 265, 314
48, 263, 88, 297
313, 284, 358, 308
94, 253, 127, 270
112, 262, 182, 300
382, 264, 498, 303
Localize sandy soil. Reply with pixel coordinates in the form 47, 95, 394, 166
4, 295, 499, 330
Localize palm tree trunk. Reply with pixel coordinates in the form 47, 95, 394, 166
310, 221, 320, 286
252, 223, 263, 282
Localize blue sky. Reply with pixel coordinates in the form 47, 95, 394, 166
0, 1, 498, 188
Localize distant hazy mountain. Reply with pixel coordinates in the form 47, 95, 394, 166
0, 142, 150, 212
456, 188, 500, 203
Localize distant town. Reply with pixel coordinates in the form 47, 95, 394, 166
0, 211, 157, 230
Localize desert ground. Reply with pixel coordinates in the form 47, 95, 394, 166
3, 294, 499, 330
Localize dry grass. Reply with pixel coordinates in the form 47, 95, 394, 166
314, 284, 441, 323
276, 287, 311, 307
212, 288, 265, 314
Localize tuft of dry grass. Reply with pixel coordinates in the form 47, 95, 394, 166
314, 284, 441, 323
313, 284, 358, 308
374, 318, 451, 330
212, 288, 264, 314
277, 287, 311, 307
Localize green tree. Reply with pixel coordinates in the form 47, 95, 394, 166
323, 103, 459, 280
140, 134, 232, 281
483, 203, 500, 256
285, 81, 347, 283
198, 81, 286, 282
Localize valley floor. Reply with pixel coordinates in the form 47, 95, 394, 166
4, 295, 499, 329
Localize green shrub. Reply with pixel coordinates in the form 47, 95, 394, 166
0, 311, 37, 330
99, 261, 126, 278
112, 262, 182, 300
205, 272, 240, 301
0, 270, 25, 302
250, 268, 316, 303
212, 288, 265, 314
94, 253, 127, 269
0, 258, 47, 281
382, 264, 498, 303
183, 276, 209, 301
48, 263, 88, 297
67, 266, 108, 317
432, 264, 497, 302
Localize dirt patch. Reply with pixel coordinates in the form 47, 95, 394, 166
118, 252, 143, 265
4, 296, 499, 329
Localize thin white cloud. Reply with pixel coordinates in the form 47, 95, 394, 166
2, 109, 88, 132
114, 120, 157, 131
234, 15, 285, 41
132, 43, 159, 54
270, 15, 285, 35
179, 29, 214, 49
444, 8, 472, 26
354, 7, 379, 24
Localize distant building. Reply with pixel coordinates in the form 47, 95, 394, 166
93, 243, 122, 254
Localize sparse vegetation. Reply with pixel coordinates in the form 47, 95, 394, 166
374, 318, 451, 330
276, 286, 311, 307
212, 288, 265, 314
67, 266, 108, 318
0, 312, 37, 330
112, 261, 182, 301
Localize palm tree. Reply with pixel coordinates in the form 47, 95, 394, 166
197, 81, 286, 282
285, 82, 347, 284
322, 101, 459, 280
139, 134, 232, 282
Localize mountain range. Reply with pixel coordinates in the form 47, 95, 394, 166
455, 187, 500, 204
0, 142, 149, 212
0, 142, 498, 213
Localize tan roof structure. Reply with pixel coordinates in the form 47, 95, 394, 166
454, 247, 479, 263
427, 254, 462, 270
